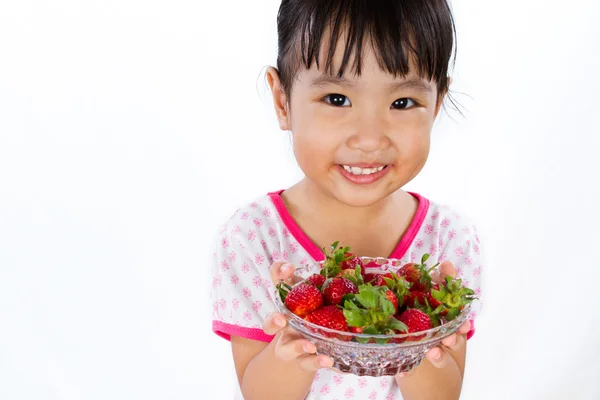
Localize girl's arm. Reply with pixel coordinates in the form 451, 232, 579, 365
230, 262, 334, 400
231, 334, 316, 400
396, 317, 471, 400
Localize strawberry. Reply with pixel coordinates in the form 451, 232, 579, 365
281, 283, 324, 318
385, 289, 398, 314
372, 272, 393, 287
405, 291, 441, 309
349, 326, 363, 334
340, 253, 366, 275
397, 309, 433, 340
363, 273, 377, 284
306, 305, 348, 333
431, 275, 477, 321
322, 277, 358, 305
380, 271, 411, 310
397, 254, 439, 293
306, 273, 326, 288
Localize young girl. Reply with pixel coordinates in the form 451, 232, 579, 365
210, 0, 483, 399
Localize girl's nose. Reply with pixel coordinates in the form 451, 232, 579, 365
345, 115, 391, 153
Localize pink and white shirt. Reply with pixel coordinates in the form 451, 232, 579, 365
211, 190, 484, 400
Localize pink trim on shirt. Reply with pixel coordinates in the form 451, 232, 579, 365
388, 192, 430, 260
213, 321, 275, 343
467, 319, 476, 340
268, 190, 326, 262
268, 190, 430, 261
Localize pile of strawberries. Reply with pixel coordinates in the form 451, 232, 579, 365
277, 242, 476, 343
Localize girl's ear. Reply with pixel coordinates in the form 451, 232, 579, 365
266, 67, 291, 131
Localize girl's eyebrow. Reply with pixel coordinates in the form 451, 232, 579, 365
310, 75, 432, 93
389, 79, 432, 93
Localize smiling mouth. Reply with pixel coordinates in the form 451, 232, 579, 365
340, 165, 390, 176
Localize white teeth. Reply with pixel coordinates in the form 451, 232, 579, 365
342, 165, 386, 175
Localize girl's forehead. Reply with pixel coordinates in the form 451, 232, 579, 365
297, 44, 431, 89
297, 26, 431, 86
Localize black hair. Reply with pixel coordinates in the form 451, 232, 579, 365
276, 0, 458, 106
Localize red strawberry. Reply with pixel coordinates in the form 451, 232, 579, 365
397, 254, 438, 292
371, 272, 411, 312
385, 289, 398, 313
306, 305, 348, 333
306, 273, 326, 288
349, 326, 363, 334
405, 291, 441, 308
322, 277, 358, 305
284, 283, 324, 318
340, 253, 366, 275
398, 309, 433, 340
372, 272, 393, 287
363, 273, 377, 284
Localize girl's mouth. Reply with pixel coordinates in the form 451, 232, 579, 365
340, 164, 389, 176
337, 164, 391, 185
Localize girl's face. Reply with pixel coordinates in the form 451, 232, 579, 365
268, 40, 446, 208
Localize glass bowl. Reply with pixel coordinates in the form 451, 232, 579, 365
274, 257, 472, 377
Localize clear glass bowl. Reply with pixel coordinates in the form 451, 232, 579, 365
274, 257, 471, 377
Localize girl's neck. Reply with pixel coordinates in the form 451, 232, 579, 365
280, 178, 418, 257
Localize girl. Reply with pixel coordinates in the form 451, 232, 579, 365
211, 0, 483, 399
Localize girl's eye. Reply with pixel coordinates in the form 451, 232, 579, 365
391, 98, 416, 109
324, 94, 351, 107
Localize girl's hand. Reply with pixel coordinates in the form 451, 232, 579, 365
397, 260, 470, 378
263, 261, 334, 372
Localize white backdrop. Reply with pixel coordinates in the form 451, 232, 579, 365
1, 0, 599, 399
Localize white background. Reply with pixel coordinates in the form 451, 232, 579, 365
1, 0, 599, 399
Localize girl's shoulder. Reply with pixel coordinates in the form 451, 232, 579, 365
404, 192, 483, 263
217, 191, 285, 239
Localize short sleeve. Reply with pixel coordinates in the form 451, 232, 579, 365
210, 229, 277, 343
439, 218, 484, 340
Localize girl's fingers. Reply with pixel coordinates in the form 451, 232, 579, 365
439, 260, 457, 279
441, 332, 466, 352
296, 354, 334, 372
269, 261, 294, 285
276, 336, 317, 361
262, 312, 288, 335
269, 261, 304, 286
458, 320, 472, 335
426, 346, 451, 369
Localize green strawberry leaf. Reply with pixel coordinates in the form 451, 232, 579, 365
432, 304, 446, 315
343, 308, 367, 327
388, 318, 408, 333
383, 277, 394, 288
446, 307, 460, 321
361, 325, 379, 335
343, 299, 359, 310
277, 285, 287, 302
421, 253, 430, 264
431, 289, 445, 302
355, 285, 379, 309
381, 298, 395, 316
341, 293, 357, 306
